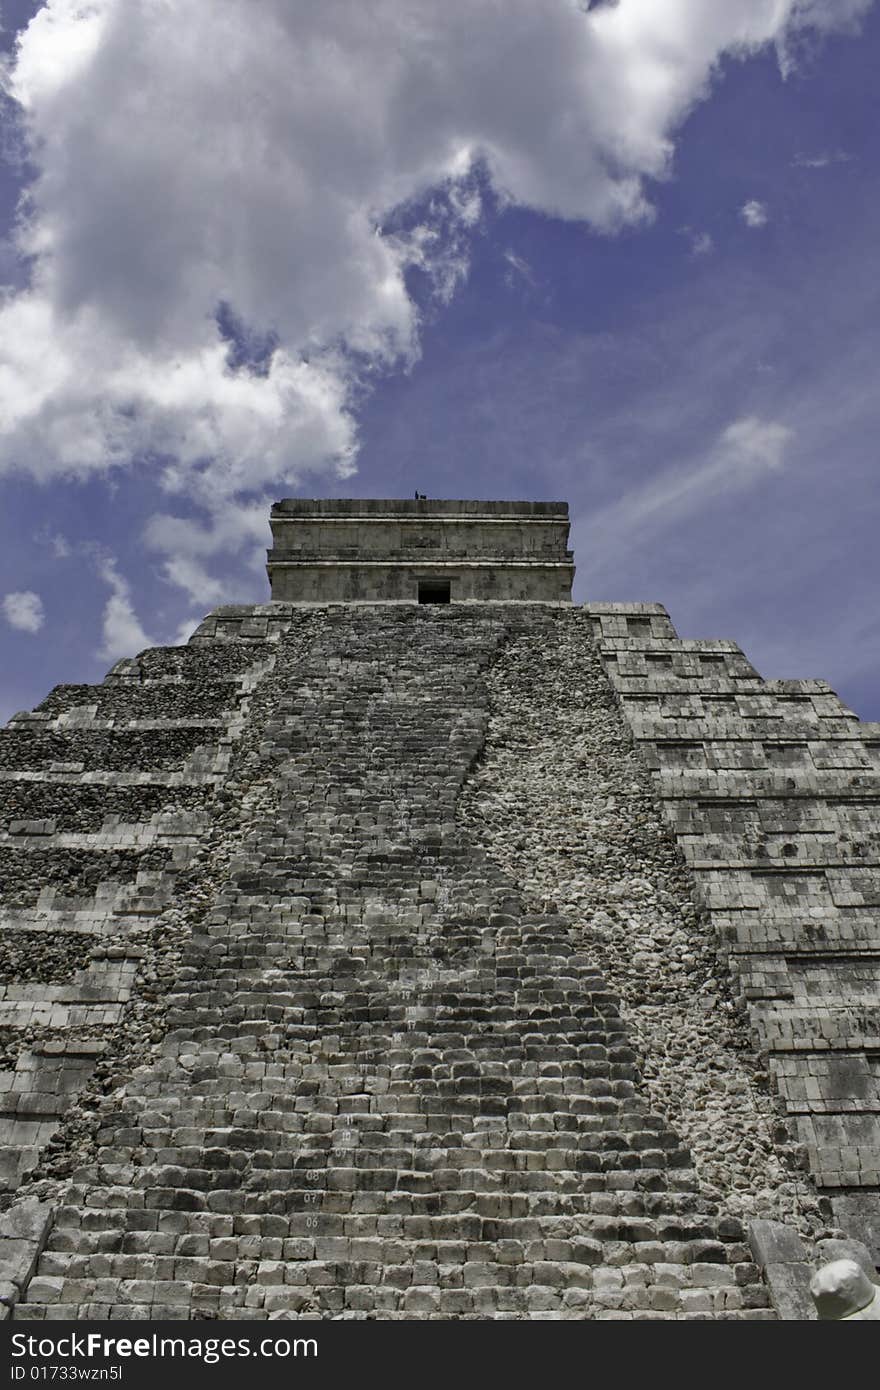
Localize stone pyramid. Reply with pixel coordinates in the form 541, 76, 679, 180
0, 500, 876, 1320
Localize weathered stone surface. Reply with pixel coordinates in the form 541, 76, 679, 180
0, 639, 271, 1193
815, 1236, 877, 1280
749, 1220, 808, 1267
0, 543, 876, 1319
0, 1199, 54, 1244
762, 1262, 817, 1321
0, 1199, 54, 1314
267, 498, 575, 603
831, 1194, 880, 1265
459, 615, 821, 1237
589, 602, 880, 1256
745, 1219, 817, 1319
3, 605, 778, 1318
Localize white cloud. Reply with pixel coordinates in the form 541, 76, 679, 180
792, 149, 853, 168
578, 414, 793, 571
776, 0, 873, 74
740, 199, 769, 228
784, 0, 873, 27
387, 184, 480, 309
93, 555, 153, 662
681, 227, 715, 256
503, 249, 539, 291
0, 0, 869, 596
32, 525, 71, 558
142, 501, 272, 607
717, 415, 792, 472
172, 617, 199, 648
2, 589, 45, 632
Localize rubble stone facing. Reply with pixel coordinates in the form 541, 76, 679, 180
0, 933, 95, 988
458, 611, 822, 1235
588, 603, 880, 1262
0, 727, 220, 774
0, 847, 173, 907
0, 783, 207, 835
35, 682, 242, 722
7, 605, 777, 1319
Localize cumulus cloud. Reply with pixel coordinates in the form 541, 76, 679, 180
93, 556, 154, 662
740, 199, 770, 228
2, 589, 45, 633
0, 0, 870, 594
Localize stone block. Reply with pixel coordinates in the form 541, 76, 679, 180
748, 1220, 808, 1269
762, 1263, 815, 1322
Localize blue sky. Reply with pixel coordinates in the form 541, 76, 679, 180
0, 0, 878, 722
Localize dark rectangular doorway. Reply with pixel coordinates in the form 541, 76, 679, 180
418, 580, 451, 604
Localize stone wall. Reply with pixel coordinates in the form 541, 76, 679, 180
0, 604, 788, 1319
267, 499, 575, 603
588, 602, 880, 1263
266, 562, 573, 604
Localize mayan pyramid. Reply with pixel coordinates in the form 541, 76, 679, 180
0, 498, 877, 1320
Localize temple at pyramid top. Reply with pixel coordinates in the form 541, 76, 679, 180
267, 498, 575, 603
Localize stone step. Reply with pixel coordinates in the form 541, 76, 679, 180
0, 782, 209, 833
111, 641, 272, 680
0, 726, 226, 774
25, 1253, 754, 1297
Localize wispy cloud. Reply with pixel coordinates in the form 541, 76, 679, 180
503, 249, 539, 290
776, 0, 873, 77
143, 502, 272, 609
716, 415, 791, 471
680, 226, 714, 256
2, 590, 45, 634
33, 526, 72, 559
27, 526, 217, 657
577, 415, 793, 574
389, 178, 483, 307
792, 150, 853, 169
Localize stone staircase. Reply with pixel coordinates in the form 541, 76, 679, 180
0, 637, 274, 1193
11, 606, 771, 1318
